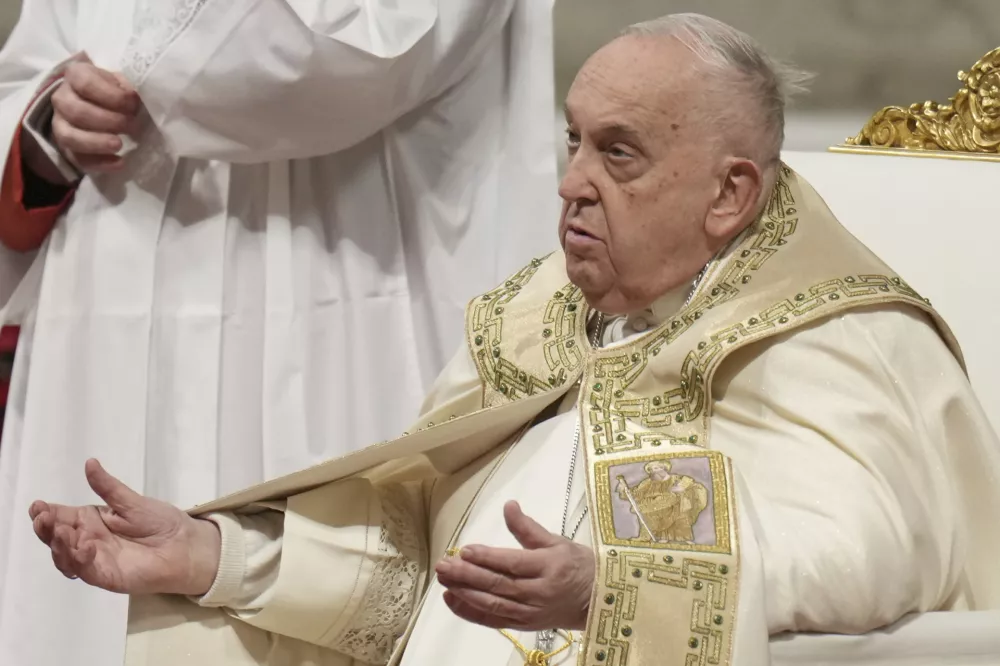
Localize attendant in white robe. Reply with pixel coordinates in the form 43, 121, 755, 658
0, 2, 557, 665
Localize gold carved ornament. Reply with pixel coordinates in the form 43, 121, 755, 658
837, 45, 1000, 161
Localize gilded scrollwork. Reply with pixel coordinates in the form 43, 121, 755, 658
844, 45, 1000, 155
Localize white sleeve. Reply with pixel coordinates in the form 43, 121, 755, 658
712, 304, 978, 639
190, 478, 427, 663
0, 0, 78, 315
123, 0, 515, 162
196, 507, 285, 610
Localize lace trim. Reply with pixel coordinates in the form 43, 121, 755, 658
334, 484, 425, 665
120, 0, 210, 84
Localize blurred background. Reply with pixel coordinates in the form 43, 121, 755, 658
3, 0, 997, 160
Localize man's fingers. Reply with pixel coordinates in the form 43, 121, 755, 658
456, 543, 543, 579
50, 525, 81, 579
52, 85, 133, 134
109, 72, 136, 94
32, 511, 55, 545
442, 590, 531, 630
51, 115, 122, 157
436, 557, 545, 604
64, 63, 139, 115
503, 501, 560, 550
85, 459, 140, 513
28, 500, 49, 521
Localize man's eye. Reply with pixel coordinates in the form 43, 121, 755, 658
608, 146, 632, 160
565, 130, 581, 147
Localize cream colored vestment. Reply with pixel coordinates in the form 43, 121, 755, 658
124, 167, 1000, 666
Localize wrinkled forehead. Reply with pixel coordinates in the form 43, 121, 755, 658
565, 36, 701, 132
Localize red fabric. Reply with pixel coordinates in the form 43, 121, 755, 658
0, 126, 76, 252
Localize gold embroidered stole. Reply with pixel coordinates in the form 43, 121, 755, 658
459, 165, 961, 666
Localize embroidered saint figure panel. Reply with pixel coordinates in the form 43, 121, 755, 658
595, 451, 731, 553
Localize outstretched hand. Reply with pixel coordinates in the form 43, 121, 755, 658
435, 501, 595, 631
28, 459, 221, 596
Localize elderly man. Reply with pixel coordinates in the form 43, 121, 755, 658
29, 14, 1000, 666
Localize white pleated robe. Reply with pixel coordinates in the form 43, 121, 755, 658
0, 1, 558, 664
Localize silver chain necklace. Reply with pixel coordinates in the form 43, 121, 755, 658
538, 265, 710, 653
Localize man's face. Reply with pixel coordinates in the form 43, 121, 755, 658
559, 36, 736, 315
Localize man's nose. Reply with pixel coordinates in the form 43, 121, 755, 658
558, 156, 599, 204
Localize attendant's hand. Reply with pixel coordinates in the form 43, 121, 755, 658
28, 459, 221, 597
435, 501, 595, 631
49, 56, 141, 174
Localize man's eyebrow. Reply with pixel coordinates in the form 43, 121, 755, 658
596, 122, 644, 143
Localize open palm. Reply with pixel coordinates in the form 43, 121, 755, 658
29, 459, 220, 596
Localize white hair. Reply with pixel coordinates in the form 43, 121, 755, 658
622, 13, 812, 165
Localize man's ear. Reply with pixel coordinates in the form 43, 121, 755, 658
705, 158, 764, 244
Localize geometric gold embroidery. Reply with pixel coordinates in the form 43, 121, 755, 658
589, 553, 734, 666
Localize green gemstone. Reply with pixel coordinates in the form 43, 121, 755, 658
554, 291, 564, 298
829, 293, 840, 300
631, 353, 640, 362
651, 440, 662, 447
593, 383, 603, 391
542, 329, 552, 338
566, 340, 575, 348
593, 425, 602, 433
609, 549, 618, 557
596, 448, 605, 455
632, 568, 642, 578
475, 335, 483, 345
652, 348, 660, 356
845, 276, 855, 283
616, 434, 626, 441
493, 348, 501, 358
742, 276, 751, 284
604, 594, 615, 605
698, 341, 707, 349
689, 637, 700, 649
748, 318, 758, 325
711, 288, 720, 296
672, 320, 680, 328
693, 581, 703, 590
728, 336, 737, 343
713, 615, 724, 625
879, 285, 890, 292
596, 650, 607, 662
694, 311, 703, 319
741, 250, 751, 258
795, 294, 805, 301
567, 303, 578, 312
621, 626, 632, 637
614, 390, 624, 398
688, 435, 698, 444
664, 555, 674, 564
676, 414, 684, 423
779, 317, 789, 324
652, 397, 662, 406
499, 386, 507, 394
495, 307, 504, 314
719, 564, 729, 574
